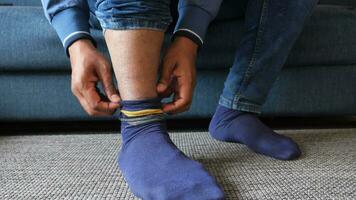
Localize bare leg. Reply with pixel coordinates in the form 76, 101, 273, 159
104, 29, 164, 100
103, 29, 224, 199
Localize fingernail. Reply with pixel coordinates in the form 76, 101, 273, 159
111, 94, 120, 102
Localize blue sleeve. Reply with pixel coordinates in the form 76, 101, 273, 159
174, 0, 223, 46
41, 0, 96, 56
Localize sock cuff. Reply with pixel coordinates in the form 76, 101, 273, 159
121, 109, 163, 117
120, 98, 165, 126
120, 98, 162, 111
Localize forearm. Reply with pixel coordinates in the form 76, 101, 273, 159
41, 0, 96, 56
174, 0, 223, 46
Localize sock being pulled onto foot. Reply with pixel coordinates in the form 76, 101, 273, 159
209, 105, 301, 160
119, 98, 224, 200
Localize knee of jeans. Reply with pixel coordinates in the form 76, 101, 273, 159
95, 0, 172, 24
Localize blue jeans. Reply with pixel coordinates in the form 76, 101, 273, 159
93, 0, 172, 32
89, 0, 318, 115
219, 0, 318, 114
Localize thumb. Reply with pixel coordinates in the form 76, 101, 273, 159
98, 65, 120, 103
158, 59, 175, 93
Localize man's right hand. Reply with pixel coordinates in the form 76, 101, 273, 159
68, 39, 120, 116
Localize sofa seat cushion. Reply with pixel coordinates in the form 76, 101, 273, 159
1, 65, 356, 121
0, 5, 356, 71
0, 0, 41, 6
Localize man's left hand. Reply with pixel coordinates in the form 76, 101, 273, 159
157, 37, 198, 114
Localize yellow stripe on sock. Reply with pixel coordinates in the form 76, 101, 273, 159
121, 109, 164, 117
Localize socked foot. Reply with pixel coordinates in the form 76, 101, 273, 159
209, 105, 301, 160
119, 99, 225, 200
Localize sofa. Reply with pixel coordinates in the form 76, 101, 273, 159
0, 0, 355, 122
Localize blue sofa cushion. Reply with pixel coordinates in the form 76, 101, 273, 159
1, 5, 356, 71
1, 64, 355, 121
0, 0, 41, 6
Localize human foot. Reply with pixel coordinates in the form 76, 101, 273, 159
209, 105, 301, 160
119, 99, 225, 200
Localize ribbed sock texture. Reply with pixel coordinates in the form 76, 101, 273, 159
119, 98, 224, 200
209, 105, 301, 160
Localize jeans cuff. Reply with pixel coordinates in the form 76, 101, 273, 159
219, 95, 262, 114
98, 18, 170, 32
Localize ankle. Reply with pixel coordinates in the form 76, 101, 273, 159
119, 98, 166, 142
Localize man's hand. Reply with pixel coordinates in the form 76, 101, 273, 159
157, 37, 198, 114
69, 39, 120, 116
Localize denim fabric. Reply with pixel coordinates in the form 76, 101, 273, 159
94, 0, 172, 32
219, 0, 318, 114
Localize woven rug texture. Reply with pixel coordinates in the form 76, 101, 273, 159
0, 129, 355, 200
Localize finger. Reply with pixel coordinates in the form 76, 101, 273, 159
82, 82, 120, 115
158, 78, 176, 98
162, 98, 190, 114
163, 70, 195, 114
73, 89, 105, 116
71, 81, 99, 115
162, 84, 192, 114
97, 63, 121, 104
157, 58, 175, 94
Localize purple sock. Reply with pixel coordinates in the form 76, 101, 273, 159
209, 105, 301, 160
119, 98, 224, 200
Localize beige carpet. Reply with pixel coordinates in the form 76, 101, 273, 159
0, 128, 355, 199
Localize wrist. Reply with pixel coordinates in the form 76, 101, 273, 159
173, 36, 198, 55
68, 39, 96, 57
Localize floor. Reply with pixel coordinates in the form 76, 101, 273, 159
0, 128, 355, 199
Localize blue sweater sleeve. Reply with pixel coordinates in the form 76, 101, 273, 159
174, 0, 223, 46
41, 0, 96, 56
